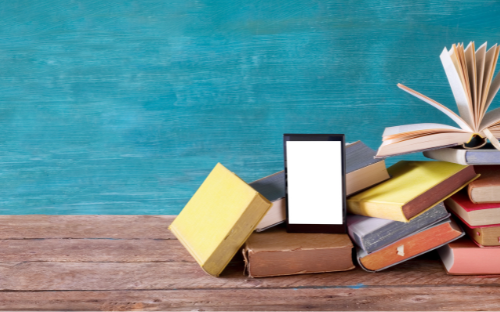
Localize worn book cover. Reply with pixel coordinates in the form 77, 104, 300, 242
169, 163, 272, 277
347, 161, 478, 222
348, 202, 450, 254
467, 165, 500, 203
358, 218, 464, 272
243, 226, 354, 277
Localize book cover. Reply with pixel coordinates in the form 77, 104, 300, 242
358, 218, 464, 272
424, 144, 500, 165
438, 237, 500, 275
347, 161, 478, 222
169, 163, 272, 277
445, 190, 500, 226
242, 226, 354, 278
467, 165, 500, 203
375, 42, 500, 158
347, 202, 450, 254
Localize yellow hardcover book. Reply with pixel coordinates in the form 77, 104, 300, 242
347, 161, 479, 222
169, 163, 271, 277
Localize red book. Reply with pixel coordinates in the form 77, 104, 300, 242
445, 191, 500, 226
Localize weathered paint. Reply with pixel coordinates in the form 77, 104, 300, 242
0, 1, 499, 214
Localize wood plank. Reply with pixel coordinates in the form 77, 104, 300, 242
1, 286, 500, 311
1, 257, 500, 291
0, 215, 176, 239
0, 239, 195, 263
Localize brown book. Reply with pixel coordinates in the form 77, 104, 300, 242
468, 166, 500, 204
358, 218, 463, 272
242, 227, 354, 278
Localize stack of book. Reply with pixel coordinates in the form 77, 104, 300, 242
169, 141, 391, 277
169, 41, 500, 278
436, 165, 500, 275
345, 161, 474, 272
374, 41, 500, 275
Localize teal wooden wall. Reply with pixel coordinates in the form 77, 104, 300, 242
1, 1, 499, 214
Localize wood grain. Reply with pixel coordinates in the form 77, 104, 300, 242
1, 287, 500, 311
1, 257, 500, 291
0, 215, 175, 239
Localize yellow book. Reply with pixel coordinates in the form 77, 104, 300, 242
169, 163, 271, 277
347, 161, 479, 222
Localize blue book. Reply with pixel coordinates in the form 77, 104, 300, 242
424, 144, 500, 165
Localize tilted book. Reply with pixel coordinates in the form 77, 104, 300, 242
250, 171, 286, 232
347, 202, 450, 254
251, 140, 389, 232
358, 218, 464, 272
376, 42, 500, 158
242, 226, 354, 278
424, 144, 500, 165
439, 237, 500, 275
347, 161, 478, 222
169, 163, 272, 277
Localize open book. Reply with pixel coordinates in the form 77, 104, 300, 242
376, 42, 500, 158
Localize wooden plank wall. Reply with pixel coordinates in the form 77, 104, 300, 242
1, 1, 500, 215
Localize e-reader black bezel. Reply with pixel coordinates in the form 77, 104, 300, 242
283, 134, 347, 234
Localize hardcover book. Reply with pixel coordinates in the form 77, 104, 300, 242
252, 140, 389, 232
242, 226, 354, 277
347, 161, 478, 222
424, 144, 500, 165
347, 202, 450, 254
445, 190, 500, 226
439, 237, 500, 275
376, 42, 500, 158
467, 165, 500, 203
250, 171, 286, 232
169, 163, 272, 277
458, 219, 500, 247
357, 218, 464, 272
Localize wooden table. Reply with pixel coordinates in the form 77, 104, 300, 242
1, 215, 500, 311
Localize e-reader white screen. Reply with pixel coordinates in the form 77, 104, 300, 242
286, 141, 343, 225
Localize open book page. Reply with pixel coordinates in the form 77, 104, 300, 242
397, 84, 472, 132
479, 45, 500, 120
465, 43, 478, 125
456, 44, 474, 121
441, 47, 475, 130
480, 106, 500, 131
475, 43, 487, 120
383, 123, 465, 137
376, 132, 473, 158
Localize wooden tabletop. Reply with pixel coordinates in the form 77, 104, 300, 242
1, 215, 500, 311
